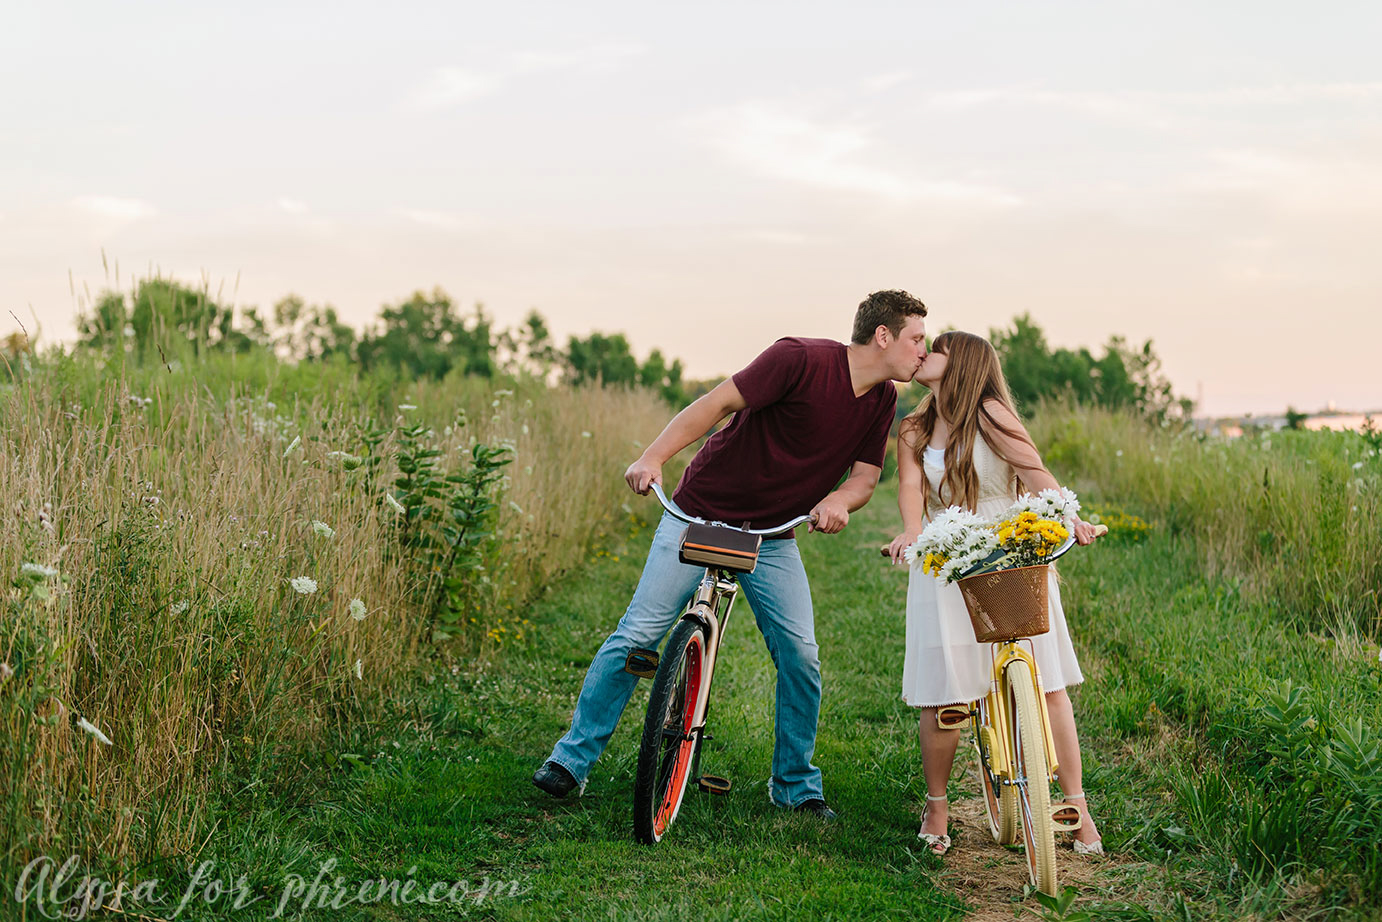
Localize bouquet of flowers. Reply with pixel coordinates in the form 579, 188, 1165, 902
906, 488, 1081, 584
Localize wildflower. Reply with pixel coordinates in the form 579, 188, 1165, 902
1353, 461, 1365, 471
170, 600, 190, 615
354, 659, 363, 680
494, 389, 514, 398
311, 520, 336, 539
1115, 449, 1123, 457
521, 423, 530, 436
0, 663, 13, 682
327, 450, 363, 470
349, 598, 367, 621
290, 576, 318, 594
123, 324, 135, 337
76, 717, 113, 746
282, 436, 301, 458
20, 562, 58, 579
581, 431, 592, 439
508, 501, 524, 515
385, 493, 406, 514
398, 404, 417, 411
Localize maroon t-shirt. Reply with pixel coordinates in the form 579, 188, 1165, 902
672, 337, 897, 532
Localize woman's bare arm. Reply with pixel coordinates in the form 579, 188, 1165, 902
982, 400, 1100, 545
886, 424, 928, 564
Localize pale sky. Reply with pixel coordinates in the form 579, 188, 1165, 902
3, 1, 1379, 416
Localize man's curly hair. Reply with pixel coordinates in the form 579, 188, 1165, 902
851, 290, 928, 345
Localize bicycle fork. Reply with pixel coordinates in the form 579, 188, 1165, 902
982, 644, 1061, 785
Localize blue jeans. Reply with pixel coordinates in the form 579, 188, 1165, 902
547, 512, 824, 807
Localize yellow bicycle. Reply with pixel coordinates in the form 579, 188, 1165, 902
890, 525, 1103, 894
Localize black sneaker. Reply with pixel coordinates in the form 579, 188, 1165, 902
532, 761, 578, 798
794, 798, 838, 821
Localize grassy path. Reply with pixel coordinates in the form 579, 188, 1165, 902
152, 484, 1134, 922
88, 478, 1382, 920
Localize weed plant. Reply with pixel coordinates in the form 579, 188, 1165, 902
0, 351, 669, 883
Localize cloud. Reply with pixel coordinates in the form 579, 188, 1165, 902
923, 82, 1382, 130
693, 102, 1020, 206
408, 67, 503, 110
861, 72, 912, 94
406, 42, 646, 111
71, 195, 155, 221
736, 229, 815, 245
1188, 147, 1382, 213
396, 209, 475, 231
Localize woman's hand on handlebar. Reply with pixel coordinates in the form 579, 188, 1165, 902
884, 532, 918, 566
1071, 519, 1105, 546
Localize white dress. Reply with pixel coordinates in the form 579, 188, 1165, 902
901, 436, 1084, 707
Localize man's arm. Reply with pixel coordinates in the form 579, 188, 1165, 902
810, 461, 882, 534
624, 379, 749, 494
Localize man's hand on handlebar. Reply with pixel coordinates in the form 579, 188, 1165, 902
809, 496, 849, 534
624, 457, 662, 495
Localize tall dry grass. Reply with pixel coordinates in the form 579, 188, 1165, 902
1028, 404, 1382, 637
0, 364, 670, 872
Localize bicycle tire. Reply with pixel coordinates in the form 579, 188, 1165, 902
975, 696, 1018, 845
1007, 660, 1057, 895
633, 619, 706, 844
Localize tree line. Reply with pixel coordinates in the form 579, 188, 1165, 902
70, 278, 1187, 418
76, 280, 690, 405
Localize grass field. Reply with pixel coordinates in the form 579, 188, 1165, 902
5, 372, 1380, 920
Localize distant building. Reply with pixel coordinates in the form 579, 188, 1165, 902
1302, 413, 1376, 433
1195, 410, 1378, 437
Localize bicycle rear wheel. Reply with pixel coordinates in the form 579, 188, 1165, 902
975, 696, 1018, 845
633, 618, 707, 844
1006, 659, 1057, 894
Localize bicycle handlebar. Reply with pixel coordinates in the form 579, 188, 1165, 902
649, 482, 817, 535
879, 523, 1108, 563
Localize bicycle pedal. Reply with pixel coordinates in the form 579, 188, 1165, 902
623, 648, 659, 678
1051, 803, 1083, 831
936, 705, 972, 730
696, 775, 732, 795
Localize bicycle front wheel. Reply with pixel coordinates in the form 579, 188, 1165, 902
1006, 660, 1057, 895
975, 696, 1018, 845
633, 619, 707, 844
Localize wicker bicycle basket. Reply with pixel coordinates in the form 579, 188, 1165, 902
956, 564, 1051, 643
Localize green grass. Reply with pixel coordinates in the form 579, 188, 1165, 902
9, 421, 1381, 920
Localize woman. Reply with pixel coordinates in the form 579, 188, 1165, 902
885, 331, 1104, 857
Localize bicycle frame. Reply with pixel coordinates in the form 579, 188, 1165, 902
977, 640, 1060, 786
635, 482, 814, 813
681, 568, 742, 743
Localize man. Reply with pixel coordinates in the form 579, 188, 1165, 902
534, 290, 929, 819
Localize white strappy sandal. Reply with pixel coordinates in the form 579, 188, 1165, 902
1063, 792, 1105, 856
917, 793, 952, 856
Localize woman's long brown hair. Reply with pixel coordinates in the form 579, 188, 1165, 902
900, 331, 1038, 512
